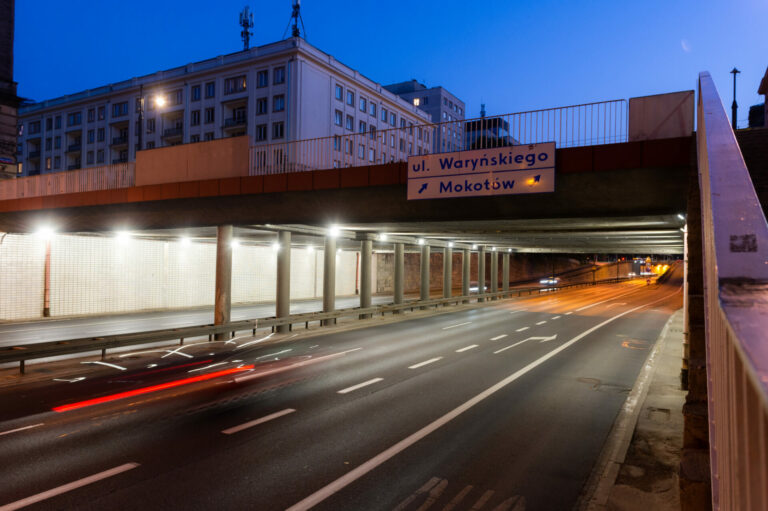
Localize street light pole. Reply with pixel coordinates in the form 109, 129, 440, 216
730, 67, 740, 130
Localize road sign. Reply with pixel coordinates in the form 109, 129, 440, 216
407, 142, 555, 200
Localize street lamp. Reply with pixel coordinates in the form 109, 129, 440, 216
137, 84, 167, 153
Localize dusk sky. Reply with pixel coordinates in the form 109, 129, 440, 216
14, 0, 768, 126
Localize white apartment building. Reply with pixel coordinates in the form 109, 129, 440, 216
16, 37, 432, 176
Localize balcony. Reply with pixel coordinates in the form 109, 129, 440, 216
223, 117, 247, 131
66, 143, 82, 153
67, 164, 81, 171
28, 150, 41, 159
111, 136, 128, 147
162, 127, 183, 140
112, 157, 128, 164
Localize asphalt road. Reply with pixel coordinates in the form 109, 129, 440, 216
0, 277, 682, 511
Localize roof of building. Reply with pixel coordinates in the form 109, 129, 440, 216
759, 66, 768, 95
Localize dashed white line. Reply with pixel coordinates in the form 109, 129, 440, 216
408, 357, 443, 369
0, 463, 140, 511
551, 316, 561, 320
455, 345, 478, 353
442, 322, 472, 330
516, 327, 529, 332
565, 312, 573, 315
221, 408, 296, 435
0, 423, 44, 437
80, 361, 127, 371
535, 321, 547, 325
490, 334, 508, 341
337, 378, 384, 394
508, 310, 525, 314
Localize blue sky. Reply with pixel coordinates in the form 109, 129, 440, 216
14, 0, 768, 126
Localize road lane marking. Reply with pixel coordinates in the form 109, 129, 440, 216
535, 321, 547, 325
508, 310, 525, 314
551, 316, 561, 320
442, 322, 472, 330
443, 485, 474, 511
455, 345, 478, 353
515, 327, 529, 332
285, 290, 681, 511
490, 334, 508, 341
337, 378, 383, 394
80, 361, 126, 371
235, 332, 275, 350
234, 349, 362, 384
222, 408, 296, 435
472, 490, 495, 509
187, 362, 228, 373
393, 478, 442, 511
565, 312, 573, 315
0, 423, 44, 437
408, 358, 442, 369
493, 335, 557, 354
0, 462, 140, 511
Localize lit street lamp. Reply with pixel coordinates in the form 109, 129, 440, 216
137, 84, 166, 153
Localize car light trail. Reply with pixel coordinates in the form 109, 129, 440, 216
52, 365, 254, 413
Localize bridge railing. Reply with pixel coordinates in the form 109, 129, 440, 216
0, 163, 134, 201
250, 99, 627, 175
697, 71, 768, 509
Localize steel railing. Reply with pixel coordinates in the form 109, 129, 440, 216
250, 99, 627, 175
697, 71, 768, 510
0, 163, 135, 201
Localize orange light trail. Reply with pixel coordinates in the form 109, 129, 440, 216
52, 365, 254, 413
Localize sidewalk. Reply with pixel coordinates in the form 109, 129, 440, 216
582, 308, 686, 510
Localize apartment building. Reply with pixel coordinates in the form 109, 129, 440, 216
16, 38, 432, 176
383, 80, 465, 153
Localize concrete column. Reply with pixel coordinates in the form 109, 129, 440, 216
394, 243, 404, 311
682, 229, 689, 388
420, 244, 430, 307
443, 247, 452, 299
360, 239, 372, 318
276, 231, 291, 333
490, 250, 498, 297
502, 252, 510, 292
462, 248, 470, 303
214, 225, 233, 340
322, 236, 336, 326
478, 246, 486, 302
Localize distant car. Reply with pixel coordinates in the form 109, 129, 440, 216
539, 278, 559, 285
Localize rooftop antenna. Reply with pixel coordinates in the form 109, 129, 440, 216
283, 0, 307, 39
480, 103, 486, 118
239, 6, 254, 51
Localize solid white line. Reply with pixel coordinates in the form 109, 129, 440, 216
187, 362, 228, 373
442, 322, 472, 330
565, 312, 573, 315
0, 463, 140, 511
0, 423, 44, 437
221, 408, 296, 435
408, 358, 442, 369
235, 332, 275, 350
551, 316, 561, 320
535, 321, 547, 325
516, 327, 529, 332
337, 378, 383, 394
490, 334, 508, 341
455, 345, 478, 353
80, 361, 126, 371
286, 290, 681, 511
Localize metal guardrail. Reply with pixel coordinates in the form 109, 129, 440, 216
0, 163, 135, 201
697, 71, 768, 510
0, 278, 632, 374
249, 99, 628, 175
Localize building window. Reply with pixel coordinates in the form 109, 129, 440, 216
370, 126, 376, 140
112, 103, 128, 118
55, 116, 62, 129
443, 112, 447, 120
358, 144, 365, 159
274, 66, 285, 84
409, 122, 414, 135
54, 136, 61, 149
224, 75, 247, 94
45, 137, 52, 150
424, 97, 429, 105
170, 89, 183, 105
87, 129, 94, 144
390, 113, 396, 126
201, 132, 212, 141
333, 135, 341, 151
413, 98, 420, 106
147, 118, 156, 132
272, 121, 284, 139
87, 109, 95, 122
192, 85, 201, 101
204, 108, 215, 124
205, 81, 215, 98
95, 107, 104, 121
191, 110, 200, 126
273, 94, 285, 112
29, 120, 41, 134
190, 134, 200, 143
390, 134, 395, 147
359, 121, 366, 134
400, 138, 405, 151
400, 119, 406, 129
54, 156, 60, 169
409, 143, 413, 155
369, 148, 375, 162
45, 157, 51, 170
335, 85, 343, 101
345, 115, 353, 131
346, 90, 354, 106
97, 128, 105, 142
256, 124, 267, 141
256, 97, 268, 115
46, 117, 52, 131
96, 150, 104, 163
86, 151, 94, 165
334, 110, 343, 126
359, 97, 366, 112
257, 70, 268, 88
345, 139, 351, 155
381, 108, 387, 122
369, 103, 376, 117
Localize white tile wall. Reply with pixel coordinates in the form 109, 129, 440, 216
1, 234, 359, 320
